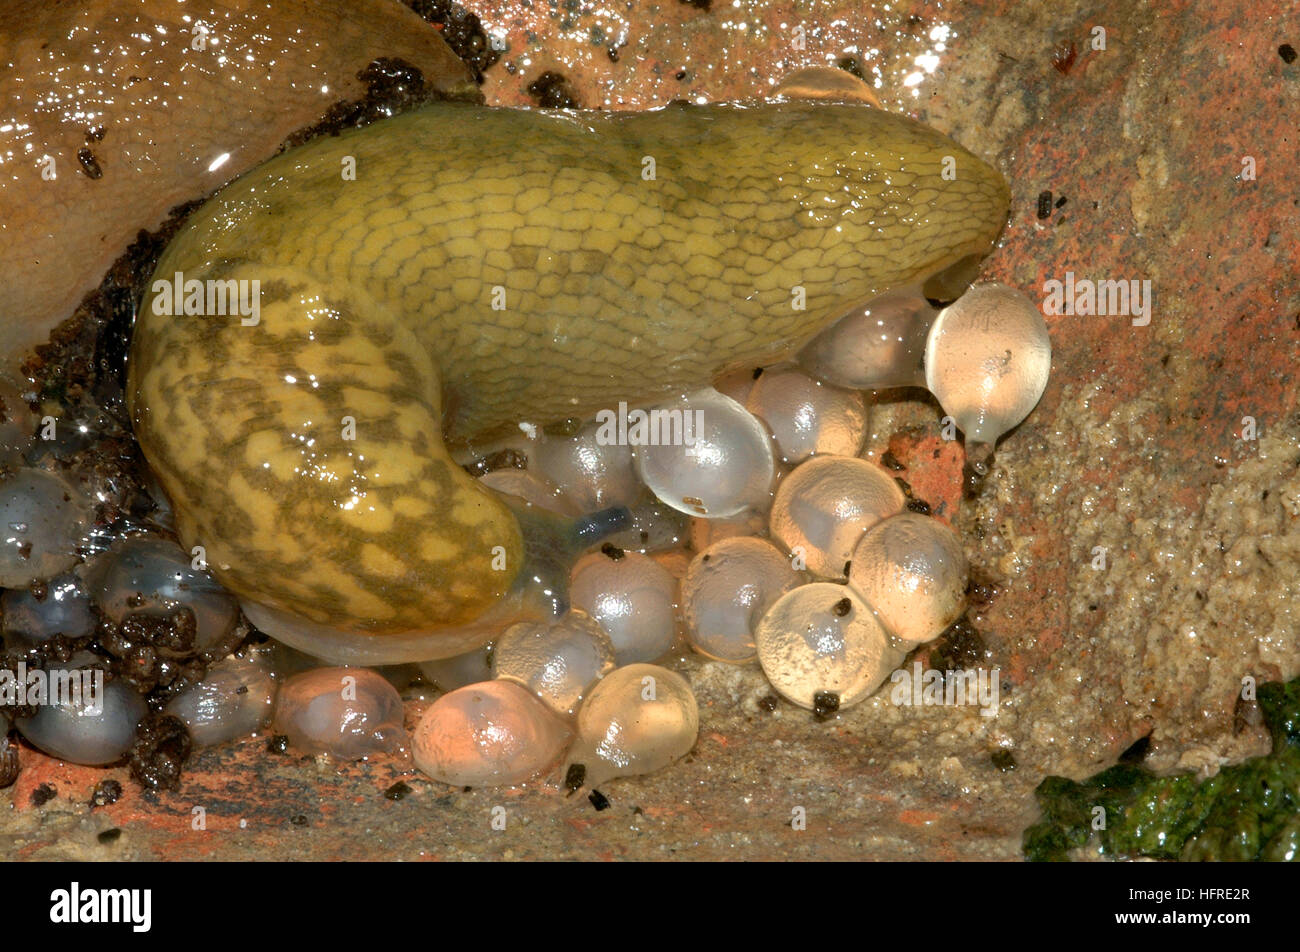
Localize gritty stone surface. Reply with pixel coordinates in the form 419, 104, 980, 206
4, 0, 1299, 860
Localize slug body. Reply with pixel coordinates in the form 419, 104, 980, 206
128, 99, 1009, 662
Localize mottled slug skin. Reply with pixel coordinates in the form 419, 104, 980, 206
129, 100, 1009, 640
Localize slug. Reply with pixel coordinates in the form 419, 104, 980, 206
0, 0, 475, 373
128, 95, 1010, 664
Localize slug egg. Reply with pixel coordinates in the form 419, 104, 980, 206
412, 679, 571, 787
164, 652, 277, 747
16, 673, 144, 766
603, 497, 690, 554
570, 549, 678, 665
634, 388, 774, 518
688, 506, 770, 551
492, 609, 616, 717
272, 667, 407, 760
848, 512, 968, 647
682, 537, 804, 663
0, 469, 91, 588
84, 536, 238, 652
417, 644, 495, 692
564, 663, 698, 789
2, 570, 95, 642
769, 455, 905, 578
532, 419, 642, 511
746, 365, 869, 464
924, 282, 1051, 466
754, 582, 903, 712
799, 291, 936, 390
479, 468, 576, 515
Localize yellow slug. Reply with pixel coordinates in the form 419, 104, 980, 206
128, 97, 1009, 663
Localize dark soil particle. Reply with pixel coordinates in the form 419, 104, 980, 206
880, 450, 905, 471
267, 734, 290, 754
98, 608, 204, 697
0, 733, 20, 789
588, 789, 611, 811
290, 814, 309, 826
832, 597, 852, 617
527, 70, 580, 108
90, 779, 123, 808
928, 616, 988, 672
813, 690, 840, 720
282, 57, 458, 151
461, 447, 527, 477
1280, 43, 1297, 64
76, 147, 103, 180
758, 693, 779, 713
31, 783, 57, 807
383, 781, 412, 801
404, 0, 501, 79
965, 573, 1002, 610
991, 749, 1017, 771
97, 828, 122, 844
601, 543, 625, 561
1036, 190, 1053, 219
892, 475, 934, 513
836, 55, 866, 80
565, 763, 586, 792
128, 713, 192, 791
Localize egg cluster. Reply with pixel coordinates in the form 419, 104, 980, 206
0, 282, 1048, 796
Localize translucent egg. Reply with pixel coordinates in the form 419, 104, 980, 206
688, 506, 769, 550
492, 610, 616, 717
799, 291, 936, 389
479, 468, 576, 515
412, 680, 571, 787
0, 377, 36, 467
16, 675, 145, 766
603, 497, 690, 554
271, 667, 407, 759
924, 283, 1051, 473
754, 582, 904, 711
417, 645, 494, 692
532, 419, 642, 511
746, 365, 869, 464
848, 512, 968, 646
712, 366, 759, 405
682, 537, 804, 662
84, 536, 238, 653
634, 389, 774, 518
2, 571, 95, 642
164, 652, 277, 747
570, 549, 678, 665
0, 469, 91, 588
769, 456, 904, 578
563, 664, 698, 788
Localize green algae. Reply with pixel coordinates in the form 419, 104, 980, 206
1023, 676, 1300, 861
